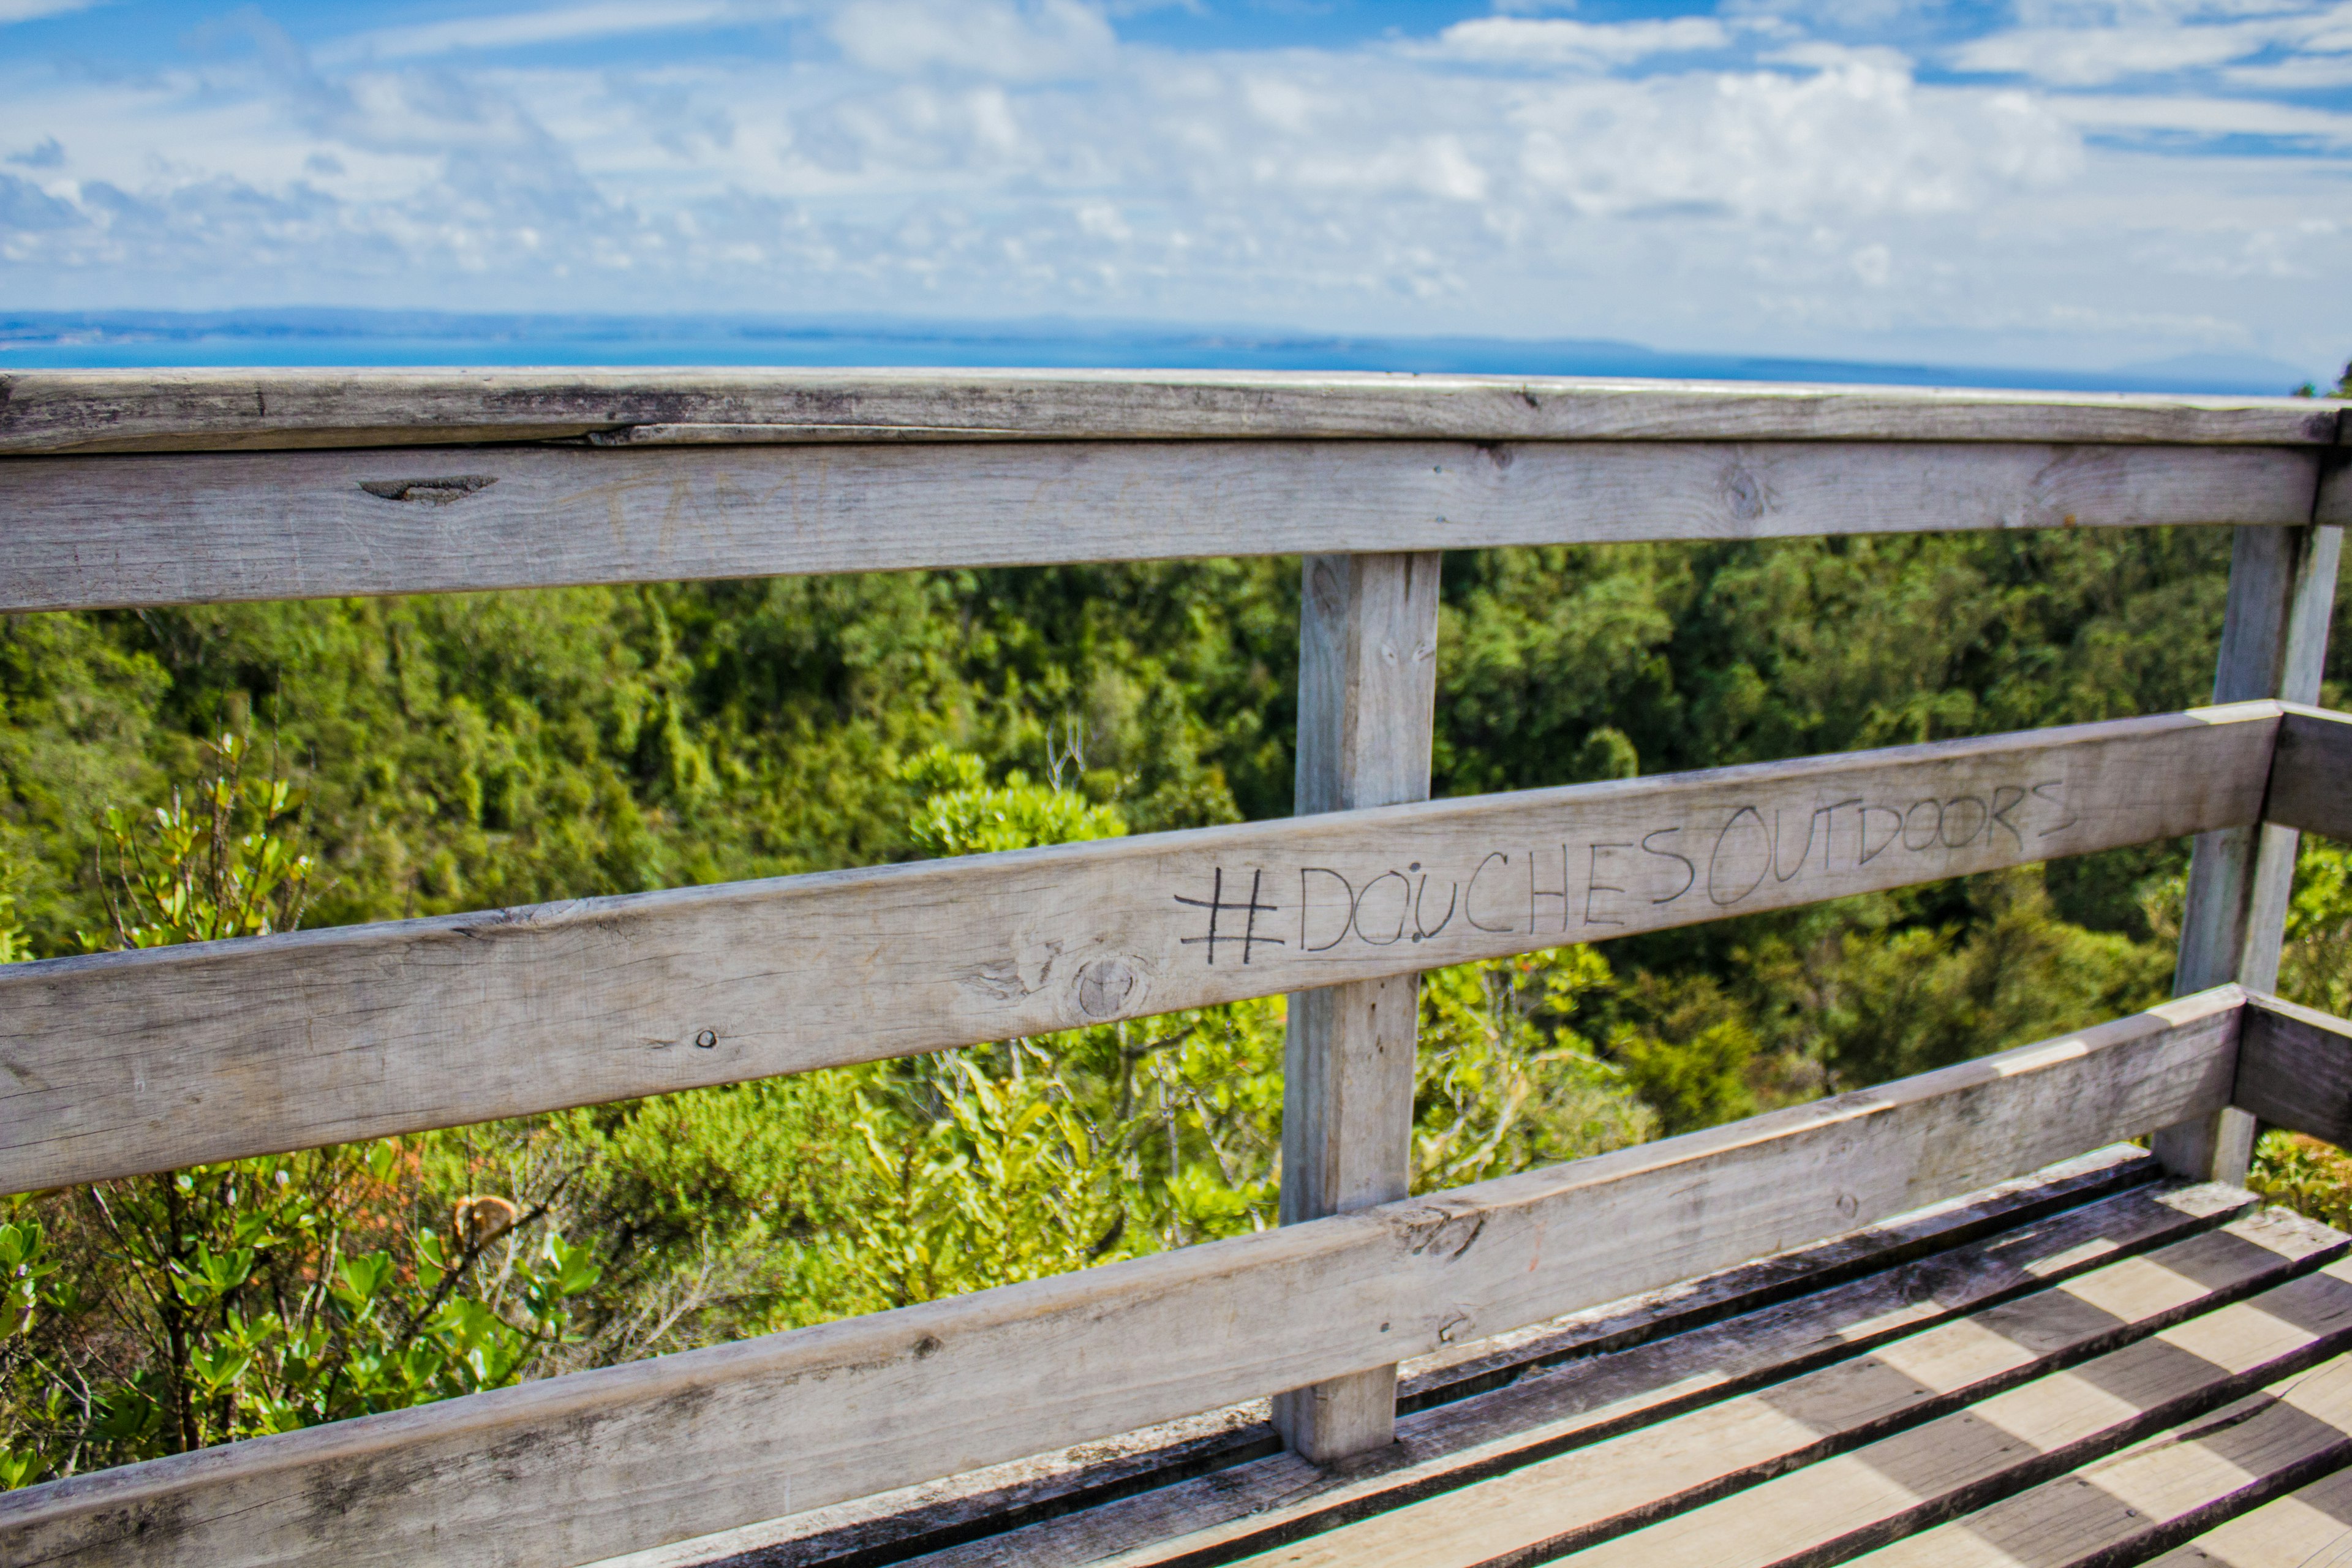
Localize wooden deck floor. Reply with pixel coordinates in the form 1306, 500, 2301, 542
602, 1148, 2352, 1568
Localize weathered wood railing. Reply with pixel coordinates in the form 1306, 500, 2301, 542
0, 370, 2345, 1566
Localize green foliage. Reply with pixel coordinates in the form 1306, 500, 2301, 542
80, 733, 312, 949
2251, 1131, 2352, 1232
840, 1054, 1136, 1308
902, 744, 1127, 856
1805, 872, 2173, 1089
2283, 835, 2352, 1018
2237, 835, 2352, 1238
1, 748, 597, 1487
2291, 361, 2352, 399
1613, 1013, 1760, 1136
1414, 950, 1651, 1183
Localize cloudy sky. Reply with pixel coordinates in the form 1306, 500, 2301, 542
2, 0, 2348, 372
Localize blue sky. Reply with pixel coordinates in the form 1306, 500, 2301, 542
4, 0, 2350, 374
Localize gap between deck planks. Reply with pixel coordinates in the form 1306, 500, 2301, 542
0, 439, 2322, 612
0, 990, 2248, 1568
0, 703, 2283, 1194
3, 370, 2340, 455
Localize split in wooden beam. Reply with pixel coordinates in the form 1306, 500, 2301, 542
0, 440, 2323, 612
0, 985, 2250, 1568
0, 702, 2288, 1196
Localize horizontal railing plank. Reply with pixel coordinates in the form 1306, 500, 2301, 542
0, 703, 2285, 1194
1, 369, 2339, 456
2235, 992, 2352, 1147
0, 986, 2248, 1568
0, 439, 2322, 612
2265, 704, 2352, 842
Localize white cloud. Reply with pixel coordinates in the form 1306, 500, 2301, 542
1953, 23, 2271, 82
1430, 17, 1733, 69
828, 0, 1115, 78
1509, 59, 2079, 222
0, 0, 102, 21
2225, 51, 2352, 81
1954, 1, 2352, 86
326, 2, 747, 64
2046, 90, 2352, 140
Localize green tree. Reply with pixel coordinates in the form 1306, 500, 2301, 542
2, 743, 600, 1488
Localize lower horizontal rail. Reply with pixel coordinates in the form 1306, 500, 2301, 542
0, 703, 2283, 1193
2234, 991, 2352, 1145
2264, 704, 2352, 843
0, 985, 2247, 1568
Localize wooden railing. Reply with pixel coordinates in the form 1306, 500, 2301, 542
0, 369, 2345, 1567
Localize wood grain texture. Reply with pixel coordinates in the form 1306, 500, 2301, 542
1570, 1265, 2352, 1568
0, 988, 2253, 1568
1861, 1356, 2352, 1568
2234, 993, 2352, 1150
0, 439, 2320, 612
1229, 1204, 2346, 1568
0, 705, 2282, 1194
2161, 525, 2342, 1183
2141, 1464, 2352, 1567
2, 369, 2341, 455
1276, 552, 1442, 1463
2267, 706, 2352, 843
910, 1173, 2250, 1568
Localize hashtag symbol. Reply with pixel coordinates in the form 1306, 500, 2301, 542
1174, 867, 1284, 965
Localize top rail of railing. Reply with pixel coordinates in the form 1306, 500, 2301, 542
4, 368, 2346, 454
1, 373, 2345, 615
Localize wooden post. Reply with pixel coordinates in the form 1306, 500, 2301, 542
2155, 522, 2343, 1183
1273, 551, 1442, 1463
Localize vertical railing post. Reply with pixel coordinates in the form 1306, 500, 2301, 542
1273, 551, 1442, 1463
2155, 519, 2343, 1183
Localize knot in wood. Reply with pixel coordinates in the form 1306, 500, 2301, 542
1075, 956, 1139, 1020
1720, 467, 1768, 522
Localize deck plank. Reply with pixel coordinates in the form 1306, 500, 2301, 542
2141, 1463, 2352, 1567
1855, 1358, 2352, 1567
1550, 1245, 2352, 1568
1195, 1205, 2351, 1568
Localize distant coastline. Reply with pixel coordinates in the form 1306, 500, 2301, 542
0, 309, 2315, 396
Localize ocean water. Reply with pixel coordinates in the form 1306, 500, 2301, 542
0, 309, 2316, 396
